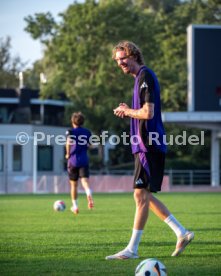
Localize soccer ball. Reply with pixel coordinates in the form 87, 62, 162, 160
135, 258, 167, 276
53, 200, 66, 211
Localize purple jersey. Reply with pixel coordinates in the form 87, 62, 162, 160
130, 66, 166, 154
67, 127, 91, 167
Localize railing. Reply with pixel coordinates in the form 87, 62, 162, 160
165, 169, 212, 186
91, 169, 218, 186
0, 170, 220, 194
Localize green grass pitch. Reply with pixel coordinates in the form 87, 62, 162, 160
0, 192, 221, 275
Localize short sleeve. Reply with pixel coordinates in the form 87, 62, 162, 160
139, 70, 155, 106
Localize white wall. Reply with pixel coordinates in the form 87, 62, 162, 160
0, 124, 67, 175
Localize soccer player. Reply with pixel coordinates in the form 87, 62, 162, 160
106, 41, 194, 259
65, 112, 94, 214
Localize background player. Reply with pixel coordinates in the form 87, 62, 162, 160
66, 112, 94, 214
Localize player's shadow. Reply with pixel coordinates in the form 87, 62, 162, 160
172, 211, 221, 215
141, 241, 176, 247
192, 227, 221, 231
141, 240, 221, 246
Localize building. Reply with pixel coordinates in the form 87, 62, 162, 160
0, 88, 71, 193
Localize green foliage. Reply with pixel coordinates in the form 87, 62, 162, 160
23, 0, 221, 169
25, 0, 158, 134
0, 37, 25, 88
23, 60, 45, 90
134, 0, 180, 13
154, 0, 221, 111
24, 0, 221, 120
24, 12, 57, 43
165, 125, 211, 169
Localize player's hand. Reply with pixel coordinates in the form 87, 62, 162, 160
119, 103, 129, 109
113, 103, 130, 118
113, 106, 125, 118
65, 154, 69, 159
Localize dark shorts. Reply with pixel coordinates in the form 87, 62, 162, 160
68, 166, 89, 181
134, 151, 165, 192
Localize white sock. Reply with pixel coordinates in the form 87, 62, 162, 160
164, 214, 186, 238
126, 229, 143, 254
85, 188, 92, 197
72, 200, 78, 209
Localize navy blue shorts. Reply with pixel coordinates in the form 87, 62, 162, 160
68, 166, 89, 181
133, 151, 165, 192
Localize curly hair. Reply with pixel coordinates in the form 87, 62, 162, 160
71, 112, 85, 126
112, 41, 144, 65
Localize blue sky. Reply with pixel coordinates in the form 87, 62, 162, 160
0, 0, 77, 68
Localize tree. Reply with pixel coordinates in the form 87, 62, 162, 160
154, 0, 221, 169
154, 0, 221, 111
24, 12, 57, 43
134, 0, 180, 13
24, 0, 221, 169
0, 37, 25, 88
25, 0, 158, 134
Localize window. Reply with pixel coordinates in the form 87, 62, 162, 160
13, 145, 22, 171
37, 145, 53, 171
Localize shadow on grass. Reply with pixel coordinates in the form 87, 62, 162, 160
192, 227, 221, 231
171, 211, 221, 215
0, 257, 139, 276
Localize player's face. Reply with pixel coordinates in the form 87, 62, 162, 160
115, 50, 135, 75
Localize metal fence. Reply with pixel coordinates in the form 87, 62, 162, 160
0, 170, 220, 194
91, 169, 218, 186
165, 170, 212, 186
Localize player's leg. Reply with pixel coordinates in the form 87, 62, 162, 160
147, 151, 194, 256
149, 188, 194, 256
106, 154, 149, 260
127, 188, 149, 252
79, 166, 94, 209
106, 188, 149, 260
149, 193, 187, 235
68, 166, 79, 214
133, 188, 149, 229
69, 180, 79, 214
81, 177, 94, 209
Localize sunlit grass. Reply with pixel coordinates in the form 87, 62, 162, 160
0, 192, 221, 275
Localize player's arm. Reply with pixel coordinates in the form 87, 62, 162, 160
65, 130, 72, 159
65, 138, 71, 159
123, 102, 154, 120
114, 102, 154, 120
